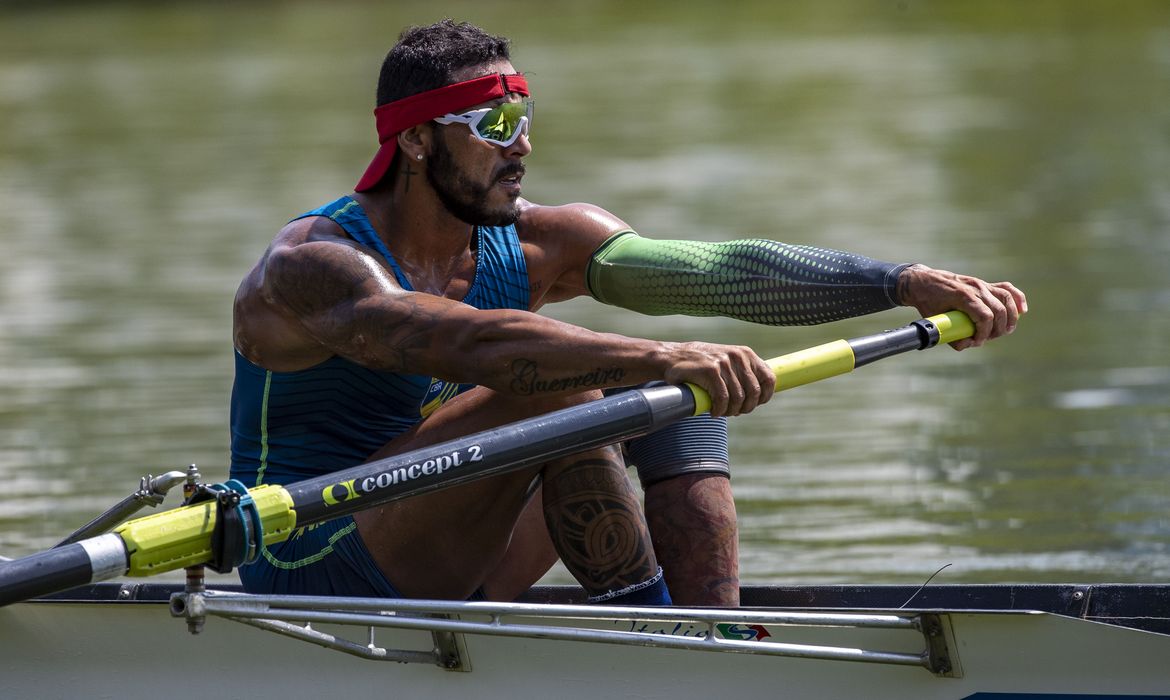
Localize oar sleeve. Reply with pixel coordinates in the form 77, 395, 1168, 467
586, 231, 912, 325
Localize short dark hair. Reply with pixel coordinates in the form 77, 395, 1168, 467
376, 20, 512, 107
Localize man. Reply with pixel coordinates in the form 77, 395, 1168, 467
230, 21, 1025, 606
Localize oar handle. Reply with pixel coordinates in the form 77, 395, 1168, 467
688, 310, 975, 415
932, 309, 977, 345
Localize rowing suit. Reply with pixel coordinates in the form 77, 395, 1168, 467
230, 195, 530, 596
229, 196, 729, 597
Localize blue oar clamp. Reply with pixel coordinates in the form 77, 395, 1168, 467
910, 318, 941, 349
184, 479, 264, 574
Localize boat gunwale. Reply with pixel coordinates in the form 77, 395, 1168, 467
23, 581, 1170, 636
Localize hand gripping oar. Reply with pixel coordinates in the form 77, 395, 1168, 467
0, 311, 975, 607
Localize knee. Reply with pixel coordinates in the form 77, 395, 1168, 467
626, 413, 730, 487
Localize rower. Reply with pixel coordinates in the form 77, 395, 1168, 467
226, 20, 1025, 607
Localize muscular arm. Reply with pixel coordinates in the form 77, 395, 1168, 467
245, 228, 771, 414
519, 202, 1026, 351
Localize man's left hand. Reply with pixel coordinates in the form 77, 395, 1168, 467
897, 264, 1028, 350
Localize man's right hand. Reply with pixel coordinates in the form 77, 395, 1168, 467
660, 341, 776, 417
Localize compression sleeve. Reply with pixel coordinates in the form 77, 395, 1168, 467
586, 231, 913, 326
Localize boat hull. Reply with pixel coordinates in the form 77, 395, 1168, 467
3, 583, 1168, 700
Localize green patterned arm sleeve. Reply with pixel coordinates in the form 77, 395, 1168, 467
585, 231, 912, 326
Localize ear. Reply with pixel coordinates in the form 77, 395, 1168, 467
397, 124, 433, 160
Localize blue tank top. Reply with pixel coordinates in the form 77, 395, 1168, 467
229, 196, 530, 486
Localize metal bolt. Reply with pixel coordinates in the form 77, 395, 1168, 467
1072, 591, 1084, 601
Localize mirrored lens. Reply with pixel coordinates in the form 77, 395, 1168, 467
477, 100, 532, 143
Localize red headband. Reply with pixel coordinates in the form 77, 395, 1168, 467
355, 72, 530, 192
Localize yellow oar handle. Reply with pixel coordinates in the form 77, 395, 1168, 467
932, 309, 977, 345
688, 310, 975, 416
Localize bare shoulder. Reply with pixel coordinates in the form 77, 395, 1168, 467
516, 201, 632, 307
270, 219, 399, 305
240, 217, 393, 310
233, 216, 401, 370
517, 200, 630, 243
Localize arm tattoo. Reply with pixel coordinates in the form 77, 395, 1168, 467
268, 242, 452, 372
509, 359, 625, 395
895, 263, 921, 306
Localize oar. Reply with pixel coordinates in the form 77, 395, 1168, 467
0, 310, 974, 607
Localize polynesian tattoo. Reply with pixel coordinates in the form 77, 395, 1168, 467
542, 457, 656, 594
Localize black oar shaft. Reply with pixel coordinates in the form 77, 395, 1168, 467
848, 317, 941, 368
287, 384, 696, 524
0, 535, 126, 606
0, 385, 697, 607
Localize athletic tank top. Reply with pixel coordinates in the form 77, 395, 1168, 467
229, 196, 530, 486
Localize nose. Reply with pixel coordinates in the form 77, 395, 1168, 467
505, 130, 532, 158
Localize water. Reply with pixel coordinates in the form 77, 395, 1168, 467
1, 0, 1168, 585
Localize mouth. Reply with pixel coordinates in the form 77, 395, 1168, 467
496, 169, 524, 194
496, 162, 525, 182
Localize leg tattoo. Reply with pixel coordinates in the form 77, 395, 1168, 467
543, 458, 656, 595
645, 475, 740, 606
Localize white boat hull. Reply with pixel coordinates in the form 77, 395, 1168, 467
2, 583, 1168, 700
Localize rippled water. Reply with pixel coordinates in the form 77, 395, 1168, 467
1, 1, 1168, 585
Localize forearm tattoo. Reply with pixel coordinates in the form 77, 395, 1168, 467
509, 359, 625, 395
543, 458, 656, 594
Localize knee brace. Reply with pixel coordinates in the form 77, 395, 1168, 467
625, 412, 730, 487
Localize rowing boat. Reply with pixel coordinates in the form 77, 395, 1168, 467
3, 581, 1168, 698
4, 312, 1166, 698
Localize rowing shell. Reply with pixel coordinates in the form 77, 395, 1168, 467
2, 582, 1168, 699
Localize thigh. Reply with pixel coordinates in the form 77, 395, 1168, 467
353, 386, 600, 600
479, 483, 560, 601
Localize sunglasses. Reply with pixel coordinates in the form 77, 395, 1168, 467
433, 100, 533, 147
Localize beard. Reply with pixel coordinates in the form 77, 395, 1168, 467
426, 132, 524, 227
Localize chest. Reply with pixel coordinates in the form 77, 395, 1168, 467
393, 253, 478, 299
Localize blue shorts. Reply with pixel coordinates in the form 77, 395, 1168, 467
238, 515, 401, 597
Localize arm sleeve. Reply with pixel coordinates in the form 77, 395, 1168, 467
585, 231, 912, 326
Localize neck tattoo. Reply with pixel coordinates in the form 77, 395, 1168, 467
401, 163, 418, 192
